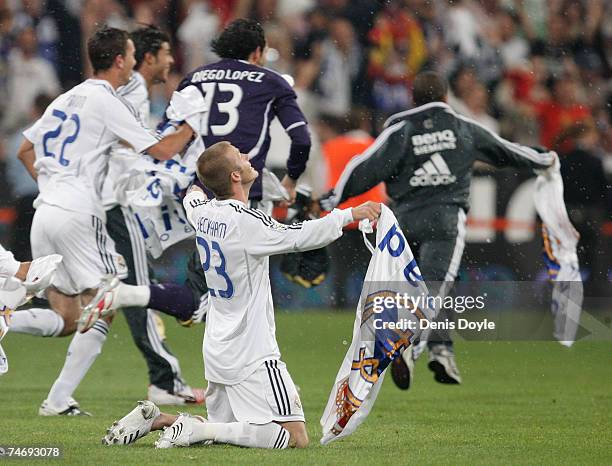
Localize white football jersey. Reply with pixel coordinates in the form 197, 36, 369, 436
184, 190, 353, 385
23, 78, 158, 219
0, 244, 19, 279
0, 243, 20, 294
102, 72, 151, 209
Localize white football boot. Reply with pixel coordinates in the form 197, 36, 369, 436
155, 413, 209, 449
428, 344, 462, 384
102, 400, 160, 446
39, 397, 91, 416
77, 276, 120, 333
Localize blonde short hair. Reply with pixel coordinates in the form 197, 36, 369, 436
196, 141, 237, 199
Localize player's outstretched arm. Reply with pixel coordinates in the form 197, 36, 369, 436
17, 139, 37, 181
105, 94, 195, 161
147, 123, 194, 161
469, 119, 555, 170
351, 201, 382, 223
325, 121, 408, 210
245, 201, 381, 257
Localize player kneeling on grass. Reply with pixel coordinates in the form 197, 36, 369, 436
103, 141, 380, 449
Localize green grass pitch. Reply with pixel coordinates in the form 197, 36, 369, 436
1, 311, 611, 465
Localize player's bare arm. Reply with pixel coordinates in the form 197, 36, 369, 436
17, 139, 37, 181
146, 122, 194, 161
280, 174, 297, 204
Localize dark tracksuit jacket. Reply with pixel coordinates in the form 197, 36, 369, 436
332, 101, 554, 344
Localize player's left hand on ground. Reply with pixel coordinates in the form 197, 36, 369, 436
351, 201, 381, 222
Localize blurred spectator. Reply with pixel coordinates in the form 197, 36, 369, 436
7, 93, 53, 261
447, 64, 479, 115
80, 0, 130, 76
442, 0, 503, 85
443, 0, 483, 59
495, 9, 529, 70
531, 74, 592, 149
1, 25, 59, 132
461, 82, 499, 134
264, 23, 294, 75
248, 0, 278, 25
367, 1, 426, 115
13, 0, 59, 67
556, 121, 610, 292
318, 109, 386, 307
530, 9, 571, 79
177, 0, 220, 71
409, 0, 448, 71
315, 16, 361, 116
47, 0, 84, 88
0, 7, 14, 122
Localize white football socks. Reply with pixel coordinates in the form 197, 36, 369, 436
46, 320, 109, 410
112, 283, 150, 310
190, 421, 290, 449
10, 308, 64, 337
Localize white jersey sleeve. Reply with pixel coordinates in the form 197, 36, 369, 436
22, 117, 43, 143
103, 94, 158, 154
183, 190, 208, 227
242, 207, 353, 257
0, 244, 20, 279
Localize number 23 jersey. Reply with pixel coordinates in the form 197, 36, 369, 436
184, 191, 352, 385
23, 79, 158, 219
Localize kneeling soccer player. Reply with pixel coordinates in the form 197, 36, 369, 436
103, 141, 380, 449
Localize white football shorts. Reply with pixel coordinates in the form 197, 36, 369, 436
31, 203, 127, 295
205, 359, 304, 424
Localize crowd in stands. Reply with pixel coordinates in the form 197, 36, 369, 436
0, 0, 609, 285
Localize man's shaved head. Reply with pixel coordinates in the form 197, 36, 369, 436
196, 141, 258, 199
196, 142, 238, 199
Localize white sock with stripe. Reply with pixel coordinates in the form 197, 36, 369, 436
46, 320, 109, 409
190, 421, 290, 449
9, 308, 64, 336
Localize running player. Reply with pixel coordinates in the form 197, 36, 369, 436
102, 141, 380, 449
12, 26, 194, 415
101, 25, 203, 405
320, 71, 556, 389
0, 244, 62, 375
90, 19, 312, 326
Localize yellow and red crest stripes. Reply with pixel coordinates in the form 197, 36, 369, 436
384, 332, 412, 360
351, 347, 380, 384
542, 225, 558, 263
332, 381, 365, 435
